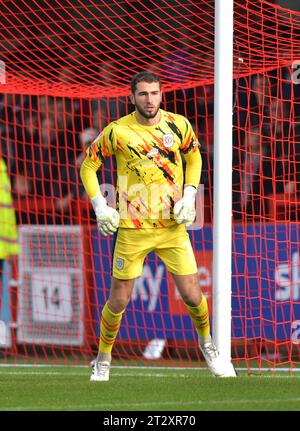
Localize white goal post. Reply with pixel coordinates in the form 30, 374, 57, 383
213, 0, 236, 376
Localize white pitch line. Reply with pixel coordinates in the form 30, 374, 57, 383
1, 397, 300, 411
0, 371, 203, 378
0, 364, 211, 372
0, 364, 300, 372
1, 370, 300, 379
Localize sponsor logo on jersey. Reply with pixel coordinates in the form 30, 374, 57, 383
146, 148, 159, 158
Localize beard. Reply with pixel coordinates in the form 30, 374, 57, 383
135, 103, 160, 119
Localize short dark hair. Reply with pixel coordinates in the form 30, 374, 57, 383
130, 71, 161, 94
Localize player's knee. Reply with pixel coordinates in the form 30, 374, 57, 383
109, 278, 134, 313
173, 273, 201, 306
182, 292, 202, 307
108, 292, 130, 313
182, 283, 203, 307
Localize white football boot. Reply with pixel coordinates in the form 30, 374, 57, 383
199, 336, 229, 377
90, 359, 110, 382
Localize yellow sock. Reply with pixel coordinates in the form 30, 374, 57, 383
185, 295, 210, 339
99, 302, 124, 354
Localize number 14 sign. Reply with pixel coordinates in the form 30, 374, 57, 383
32, 270, 72, 323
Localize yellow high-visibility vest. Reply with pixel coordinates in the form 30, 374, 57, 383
0, 158, 19, 259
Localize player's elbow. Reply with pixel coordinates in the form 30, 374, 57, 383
80, 157, 99, 178
79, 159, 87, 182
79, 157, 93, 186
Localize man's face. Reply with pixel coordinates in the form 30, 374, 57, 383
131, 81, 162, 119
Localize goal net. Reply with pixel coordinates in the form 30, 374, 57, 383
0, 0, 299, 371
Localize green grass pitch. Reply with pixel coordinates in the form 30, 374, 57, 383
0, 366, 300, 411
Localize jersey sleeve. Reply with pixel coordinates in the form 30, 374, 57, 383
180, 118, 202, 189
183, 148, 202, 189
80, 122, 117, 199
86, 121, 117, 164
180, 118, 201, 154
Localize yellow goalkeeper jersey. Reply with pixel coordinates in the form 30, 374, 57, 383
80, 109, 201, 228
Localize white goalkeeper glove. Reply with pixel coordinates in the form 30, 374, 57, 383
91, 193, 120, 236
174, 185, 197, 227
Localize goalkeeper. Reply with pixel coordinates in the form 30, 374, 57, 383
80, 71, 227, 381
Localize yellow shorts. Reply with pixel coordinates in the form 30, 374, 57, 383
112, 224, 197, 279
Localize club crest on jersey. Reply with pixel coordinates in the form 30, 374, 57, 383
115, 257, 124, 270
163, 133, 174, 148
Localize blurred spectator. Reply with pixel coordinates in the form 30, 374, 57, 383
95, 61, 128, 124
198, 116, 214, 197
0, 157, 19, 309
233, 126, 267, 218
252, 74, 272, 109
233, 73, 273, 133
54, 127, 97, 214
10, 99, 85, 223
158, 32, 196, 117
233, 103, 290, 220
242, 127, 268, 214
12, 112, 40, 200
